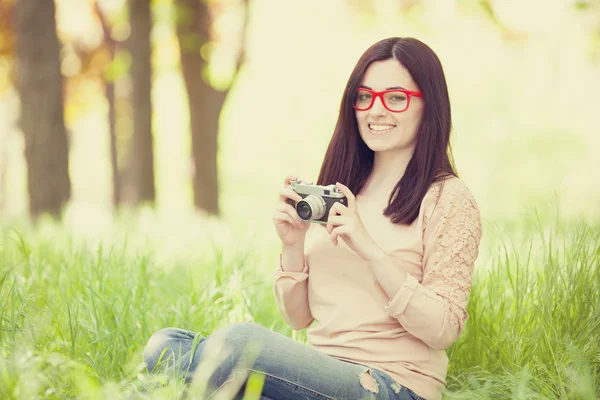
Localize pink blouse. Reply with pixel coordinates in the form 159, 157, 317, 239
273, 176, 483, 400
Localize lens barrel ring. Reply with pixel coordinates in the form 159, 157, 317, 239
296, 194, 326, 221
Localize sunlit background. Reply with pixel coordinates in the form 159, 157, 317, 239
1, 0, 599, 249
0, 2, 599, 398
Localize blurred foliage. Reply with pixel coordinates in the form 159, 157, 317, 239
573, 0, 600, 61
0, 0, 599, 221
0, 0, 14, 92
103, 49, 131, 82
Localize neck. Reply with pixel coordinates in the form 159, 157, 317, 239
363, 148, 415, 197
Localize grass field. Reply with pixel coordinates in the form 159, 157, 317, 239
0, 207, 598, 399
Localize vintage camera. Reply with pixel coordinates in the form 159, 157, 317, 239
286, 179, 347, 224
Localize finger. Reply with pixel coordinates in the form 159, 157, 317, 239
326, 215, 346, 235
275, 210, 304, 229
279, 187, 303, 203
273, 211, 300, 228
276, 203, 303, 224
284, 174, 298, 186
328, 202, 349, 221
335, 182, 356, 212
330, 226, 349, 246
277, 202, 301, 217
298, 219, 310, 230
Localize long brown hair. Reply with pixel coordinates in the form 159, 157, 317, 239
316, 37, 457, 225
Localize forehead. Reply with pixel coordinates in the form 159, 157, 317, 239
360, 59, 418, 91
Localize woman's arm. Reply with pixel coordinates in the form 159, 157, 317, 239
368, 179, 483, 350
272, 242, 314, 330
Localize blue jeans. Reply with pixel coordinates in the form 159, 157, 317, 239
143, 322, 424, 400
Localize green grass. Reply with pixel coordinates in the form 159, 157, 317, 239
445, 215, 600, 399
0, 210, 598, 399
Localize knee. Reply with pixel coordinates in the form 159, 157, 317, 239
143, 327, 183, 373
208, 322, 267, 363
202, 323, 267, 390
142, 323, 265, 377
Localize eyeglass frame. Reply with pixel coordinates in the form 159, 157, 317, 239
352, 87, 423, 113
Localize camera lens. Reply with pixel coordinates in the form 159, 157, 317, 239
297, 202, 312, 220
296, 195, 326, 221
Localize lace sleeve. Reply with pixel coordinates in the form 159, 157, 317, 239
421, 178, 483, 332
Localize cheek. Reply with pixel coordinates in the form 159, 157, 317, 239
355, 114, 369, 135
394, 109, 422, 131
355, 112, 365, 124
411, 105, 425, 127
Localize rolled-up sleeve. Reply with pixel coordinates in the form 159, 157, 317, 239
383, 179, 483, 350
272, 258, 314, 330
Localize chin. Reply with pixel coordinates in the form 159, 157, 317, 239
363, 139, 414, 154
364, 142, 390, 152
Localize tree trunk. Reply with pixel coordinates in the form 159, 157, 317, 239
14, 0, 71, 219
106, 78, 120, 206
176, 0, 221, 215
128, 0, 155, 204
0, 129, 7, 218
185, 69, 224, 216
176, 0, 248, 215
96, 3, 121, 208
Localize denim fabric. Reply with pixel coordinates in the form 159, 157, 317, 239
143, 322, 424, 400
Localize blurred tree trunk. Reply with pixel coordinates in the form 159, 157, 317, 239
96, 3, 121, 207
176, 0, 221, 215
14, 0, 71, 219
0, 131, 7, 218
176, 0, 248, 216
127, 0, 155, 205
106, 66, 120, 207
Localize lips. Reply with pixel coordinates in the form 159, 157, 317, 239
368, 123, 396, 133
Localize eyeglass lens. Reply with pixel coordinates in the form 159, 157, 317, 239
354, 89, 408, 112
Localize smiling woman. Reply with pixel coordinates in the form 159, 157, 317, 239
317, 38, 454, 221
144, 37, 482, 400
354, 62, 425, 153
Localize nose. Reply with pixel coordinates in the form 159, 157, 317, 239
369, 94, 386, 115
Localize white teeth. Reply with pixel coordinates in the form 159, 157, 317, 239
369, 124, 396, 132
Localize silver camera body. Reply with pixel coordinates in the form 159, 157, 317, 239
286, 179, 347, 224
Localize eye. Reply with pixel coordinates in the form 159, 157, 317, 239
357, 93, 372, 101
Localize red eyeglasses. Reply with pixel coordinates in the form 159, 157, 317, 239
353, 88, 423, 113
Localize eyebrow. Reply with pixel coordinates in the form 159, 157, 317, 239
359, 85, 407, 90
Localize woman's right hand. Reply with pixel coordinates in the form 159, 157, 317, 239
273, 175, 310, 246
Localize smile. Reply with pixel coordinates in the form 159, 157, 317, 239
368, 123, 396, 133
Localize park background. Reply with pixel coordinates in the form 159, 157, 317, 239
0, 0, 599, 399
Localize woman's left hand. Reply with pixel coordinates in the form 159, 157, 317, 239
326, 182, 384, 262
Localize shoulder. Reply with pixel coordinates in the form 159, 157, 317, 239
421, 175, 481, 226
428, 175, 478, 205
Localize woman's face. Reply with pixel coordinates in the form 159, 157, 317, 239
354, 59, 424, 155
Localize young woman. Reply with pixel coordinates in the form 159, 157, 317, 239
143, 37, 483, 400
